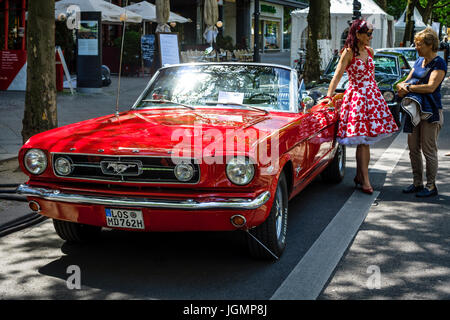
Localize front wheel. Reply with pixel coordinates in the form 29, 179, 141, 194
53, 219, 101, 243
247, 172, 288, 260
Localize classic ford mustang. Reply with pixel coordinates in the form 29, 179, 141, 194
17, 63, 345, 259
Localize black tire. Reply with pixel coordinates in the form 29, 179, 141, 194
53, 219, 101, 243
321, 144, 346, 183
247, 172, 288, 260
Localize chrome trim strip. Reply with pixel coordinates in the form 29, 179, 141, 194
16, 184, 271, 210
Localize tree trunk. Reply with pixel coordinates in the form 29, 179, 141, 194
22, 0, 57, 144
303, 0, 331, 83
402, 0, 417, 46
421, 1, 436, 25
375, 0, 387, 11
416, 0, 437, 25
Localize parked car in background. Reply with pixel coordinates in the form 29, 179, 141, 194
16, 63, 346, 260
101, 65, 112, 87
375, 47, 419, 69
307, 51, 410, 127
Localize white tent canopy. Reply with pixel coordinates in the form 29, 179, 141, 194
55, 0, 143, 24
394, 7, 427, 28
394, 7, 427, 46
290, 0, 394, 68
125, 1, 191, 24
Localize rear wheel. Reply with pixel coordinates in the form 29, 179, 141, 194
53, 219, 101, 243
321, 144, 346, 183
247, 172, 288, 260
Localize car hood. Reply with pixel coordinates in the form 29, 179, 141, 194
23, 108, 291, 156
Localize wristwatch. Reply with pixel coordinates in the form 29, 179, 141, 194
406, 84, 411, 92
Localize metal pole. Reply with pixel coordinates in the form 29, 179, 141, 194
253, 0, 260, 62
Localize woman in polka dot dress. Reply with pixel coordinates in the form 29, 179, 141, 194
320, 20, 399, 194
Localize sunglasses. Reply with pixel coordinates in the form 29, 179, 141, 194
365, 31, 373, 37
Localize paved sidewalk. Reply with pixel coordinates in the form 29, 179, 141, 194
319, 72, 450, 299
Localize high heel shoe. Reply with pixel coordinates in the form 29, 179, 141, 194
361, 186, 373, 195
353, 176, 363, 188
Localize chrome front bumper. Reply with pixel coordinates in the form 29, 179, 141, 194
16, 184, 271, 210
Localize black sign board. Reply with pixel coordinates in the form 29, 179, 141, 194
76, 11, 102, 92
141, 35, 156, 68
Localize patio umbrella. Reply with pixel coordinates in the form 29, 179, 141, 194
156, 0, 170, 33
125, 1, 191, 24
203, 0, 219, 44
54, 0, 142, 24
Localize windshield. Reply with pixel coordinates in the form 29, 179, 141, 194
324, 55, 339, 76
396, 50, 417, 61
374, 56, 398, 75
325, 54, 400, 76
134, 64, 293, 112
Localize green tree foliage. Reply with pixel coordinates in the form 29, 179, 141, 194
113, 30, 141, 66
376, 0, 449, 25
417, 0, 450, 25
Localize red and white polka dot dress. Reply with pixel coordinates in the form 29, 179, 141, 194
337, 48, 399, 145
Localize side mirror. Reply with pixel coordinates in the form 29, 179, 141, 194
302, 96, 315, 112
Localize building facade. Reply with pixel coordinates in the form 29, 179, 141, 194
167, 0, 308, 50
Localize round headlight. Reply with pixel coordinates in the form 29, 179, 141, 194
174, 163, 195, 182
383, 91, 395, 102
54, 157, 72, 176
226, 157, 255, 186
24, 149, 47, 175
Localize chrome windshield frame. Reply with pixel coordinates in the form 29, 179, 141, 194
131, 62, 299, 114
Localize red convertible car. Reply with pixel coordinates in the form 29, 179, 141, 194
17, 63, 345, 259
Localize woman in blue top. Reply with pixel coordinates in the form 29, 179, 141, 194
397, 27, 447, 197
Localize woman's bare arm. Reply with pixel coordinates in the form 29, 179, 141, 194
408, 70, 446, 94
326, 49, 353, 98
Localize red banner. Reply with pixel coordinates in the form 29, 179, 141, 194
0, 50, 27, 90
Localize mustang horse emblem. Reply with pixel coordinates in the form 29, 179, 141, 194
106, 163, 137, 175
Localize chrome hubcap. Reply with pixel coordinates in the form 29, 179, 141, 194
275, 187, 284, 240
338, 145, 344, 173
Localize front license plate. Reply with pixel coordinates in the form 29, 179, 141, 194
105, 208, 145, 230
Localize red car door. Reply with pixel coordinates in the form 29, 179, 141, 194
305, 101, 339, 169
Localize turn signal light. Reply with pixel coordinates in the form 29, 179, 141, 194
230, 215, 246, 228
29, 201, 41, 212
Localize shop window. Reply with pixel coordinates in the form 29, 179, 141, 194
264, 21, 279, 50
4, 1, 26, 50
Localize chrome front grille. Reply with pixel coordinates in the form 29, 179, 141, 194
52, 154, 200, 184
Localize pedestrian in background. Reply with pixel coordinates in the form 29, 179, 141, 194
440, 36, 449, 63
397, 27, 447, 197
319, 20, 398, 194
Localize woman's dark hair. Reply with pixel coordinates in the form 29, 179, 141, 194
342, 19, 371, 57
